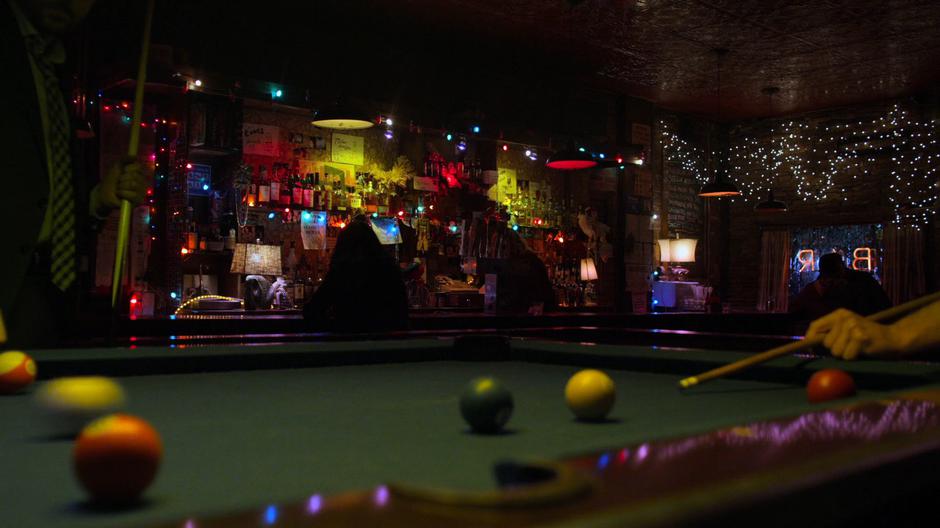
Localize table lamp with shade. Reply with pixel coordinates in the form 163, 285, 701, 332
658, 236, 697, 281
230, 243, 285, 310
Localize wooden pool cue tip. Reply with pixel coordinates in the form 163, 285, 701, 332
677, 290, 940, 390
110, 0, 155, 309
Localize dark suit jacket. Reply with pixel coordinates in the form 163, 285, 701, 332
0, 1, 90, 318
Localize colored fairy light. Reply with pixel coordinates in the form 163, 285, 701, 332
385, 117, 393, 126
373, 485, 390, 507
472, 125, 480, 133
449, 224, 458, 233
417, 205, 425, 213
186, 163, 193, 169
306, 495, 323, 515
202, 184, 209, 191
268, 212, 276, 220
273, 89, 283, 98
170, 292, 178, 299
397, 210, 404, 216
456, 138, 467, 151
264, 505, 278, 525
372, 212, 378, 218
194, 79, 202, 87
502, 144, 509, 151
598, 153, 605, 159
512, 224, 519, 231
180, 247, 189, 255
578, 147, 586, 152
445, 133, 453, 141
384, 129, 393, 140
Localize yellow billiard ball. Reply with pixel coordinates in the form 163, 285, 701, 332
0, 351, 37, 394
35, 377, 126, 437
565, 369, 616, 421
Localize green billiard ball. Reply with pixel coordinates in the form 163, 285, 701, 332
460, 377, 514, 434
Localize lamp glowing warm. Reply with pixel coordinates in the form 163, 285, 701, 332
580, 258, 598, 281
669, 238, 697, 263
657, 239, 672, 263
230, 243, 283, 276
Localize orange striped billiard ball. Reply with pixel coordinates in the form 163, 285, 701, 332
73, 414, 162, 504
0, 351, 37, 394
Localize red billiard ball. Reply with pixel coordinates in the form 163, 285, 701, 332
73, 414, 162, 504
807, 369, 856, 403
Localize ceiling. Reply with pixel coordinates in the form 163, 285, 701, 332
384, 0, 940, 120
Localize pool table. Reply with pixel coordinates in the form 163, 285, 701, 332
3, 336, 940, 528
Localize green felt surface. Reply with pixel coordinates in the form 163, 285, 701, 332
1, 354, 925, 528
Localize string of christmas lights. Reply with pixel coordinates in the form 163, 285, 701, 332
661, 105, 940, 227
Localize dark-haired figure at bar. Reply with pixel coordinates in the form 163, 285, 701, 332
1, 0, 148, 348
303, 217, 409, 333
807, 300, 940, 360
789, 253, 890, 321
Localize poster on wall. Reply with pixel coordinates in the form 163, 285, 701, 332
301, 211, 328, 250
243, 124, 284, 157
490, 167, 517, 204
323, 162, 356, 186
186, 163, 212, 196
331, 133, 365, 166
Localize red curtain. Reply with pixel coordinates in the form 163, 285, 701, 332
757, 230, 791, 312
883, 225, 926, 305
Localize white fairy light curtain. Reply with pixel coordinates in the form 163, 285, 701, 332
660, 105, 940, 227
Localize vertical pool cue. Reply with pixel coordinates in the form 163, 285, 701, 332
678, 290, 940, 390
111, 0, 156, 309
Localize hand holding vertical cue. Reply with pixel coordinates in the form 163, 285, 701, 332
678, 291, 940, 390
110, 0, 156, 308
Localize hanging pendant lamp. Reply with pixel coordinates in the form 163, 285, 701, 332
546, 145, 598, 170
698, 48, 740, 198
755, 189, 788, 212
311, 100, 374, 130
753, 87, 787, 212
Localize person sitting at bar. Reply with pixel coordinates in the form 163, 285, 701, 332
789, 253, 891, 321
2, 0, 148, 348
303, 217, 408, 333
806, 299, 940, 360
499, 230, 557, 314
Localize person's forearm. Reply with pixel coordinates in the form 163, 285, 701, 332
890, 301, 940, 355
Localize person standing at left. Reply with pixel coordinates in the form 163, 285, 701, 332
1, 0, 148, 348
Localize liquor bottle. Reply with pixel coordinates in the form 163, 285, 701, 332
303, 174, 314, 208
257, 165, 270, 205
292, 173, 304, 206
269, 165, 280, 206
280, 171, 293, 206
323, 175, 333, 211
313, 173, 322, 210
348, 185, 362, 210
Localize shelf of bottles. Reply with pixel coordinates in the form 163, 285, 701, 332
240, 164, 401, 223
506, 180, 564, 229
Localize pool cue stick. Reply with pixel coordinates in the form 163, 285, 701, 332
678, 290, 940, 390
110, 0, 155, 309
